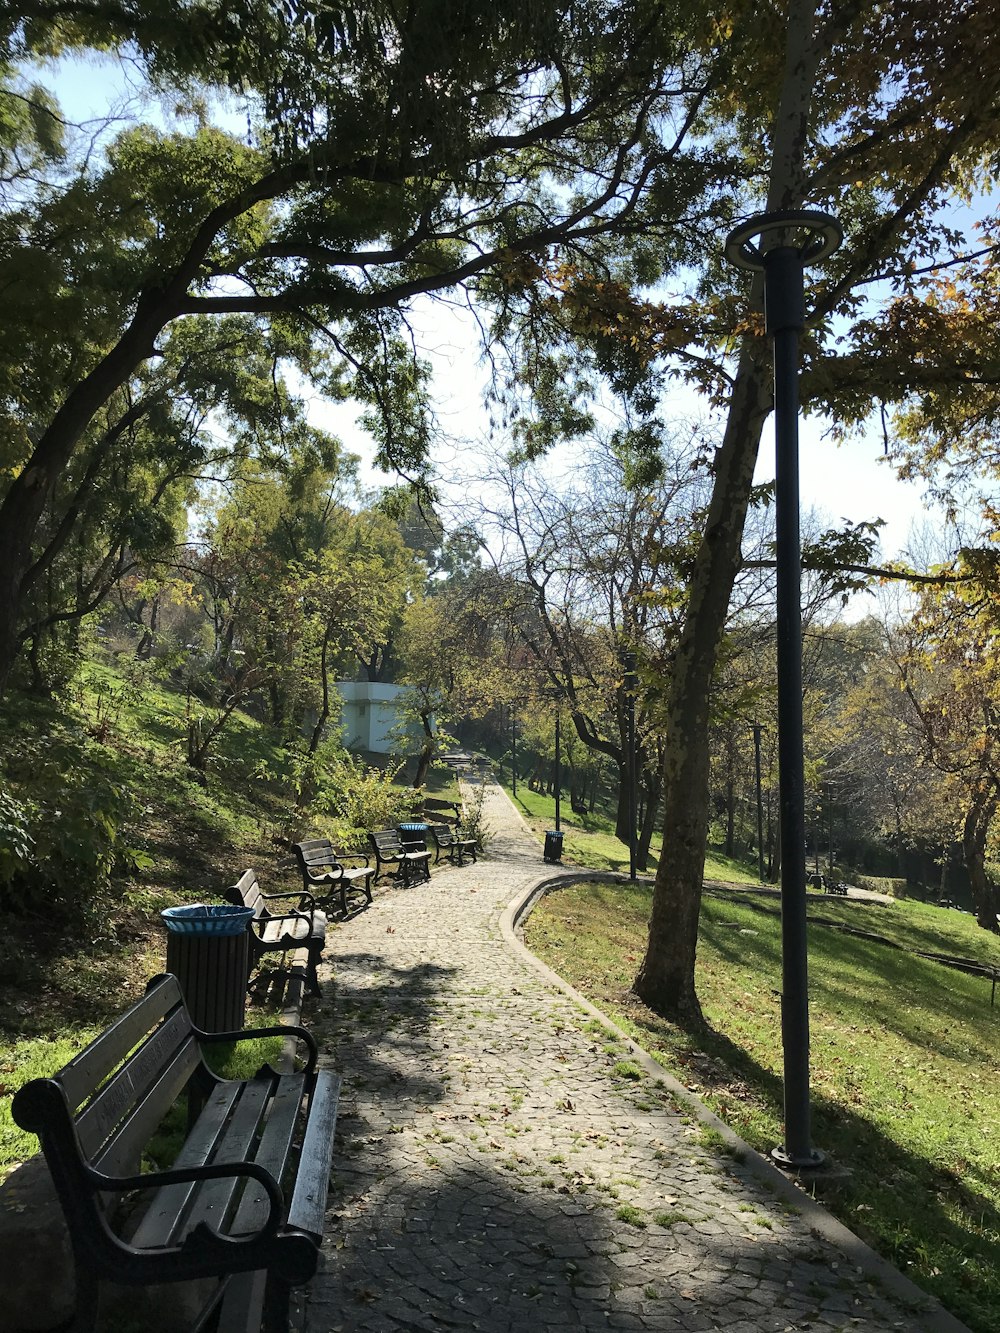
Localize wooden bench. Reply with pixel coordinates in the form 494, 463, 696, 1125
292, 838, 375, 917
427, 822, 478, 866
224, 869, 326, 997
368, 828, 432, 887
11, 973, 340, 1333
420, 797, 462, 825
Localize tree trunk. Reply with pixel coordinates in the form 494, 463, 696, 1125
963, 789, 1000, 932
615, 759, 633, 843
308, 627, 333, 755
633, 0, 821, 1021
633, 356, 772, 1020
637, 766, 662, 871
412, 711, 435, 789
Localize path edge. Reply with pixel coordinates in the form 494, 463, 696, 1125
499, 870, 972, 1333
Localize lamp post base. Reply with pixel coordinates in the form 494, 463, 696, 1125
771, 1144, 827, 1171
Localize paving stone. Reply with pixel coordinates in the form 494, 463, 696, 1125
301, 779, 966, 1333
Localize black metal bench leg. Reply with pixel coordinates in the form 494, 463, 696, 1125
66, 1267, 100, 1333
263, 1274, 293, 1333
306, 944, 322, 996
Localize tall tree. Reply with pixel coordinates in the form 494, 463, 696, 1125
0, 0, 725, 689
486, 427, 708, 863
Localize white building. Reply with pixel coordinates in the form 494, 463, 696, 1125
335, 681, 425, 754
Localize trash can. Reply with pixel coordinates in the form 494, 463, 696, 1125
161, 904, 253, 1033
543, 830, 564, 863
398, 821, 430, 851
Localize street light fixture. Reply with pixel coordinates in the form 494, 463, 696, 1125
725, 208, 842, 1171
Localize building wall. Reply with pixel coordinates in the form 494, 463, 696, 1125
336, 682, 425, 754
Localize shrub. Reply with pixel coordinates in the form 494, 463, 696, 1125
295, 743, 416, 844
460, 784, 494, 851
0, 718, 131, 919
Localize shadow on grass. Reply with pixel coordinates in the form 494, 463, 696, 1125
620, 967, 1000, 1332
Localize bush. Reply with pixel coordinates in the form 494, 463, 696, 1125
0, 716, 132, 919
293, 743, 417, 845
852, 874, 908, 899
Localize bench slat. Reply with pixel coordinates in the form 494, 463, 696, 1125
91, 1037, 203, 1178
58, 977, 185, 1115
231, 1074, 306, 1236
130, 1078, 245, 1248
77, 1010, 197, 1161
179, 1078, 275, 1239
216, 1271, 267, 1333
287, 1071, 340, 1239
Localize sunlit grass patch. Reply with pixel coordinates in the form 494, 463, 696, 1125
526, 879, 1000, 1333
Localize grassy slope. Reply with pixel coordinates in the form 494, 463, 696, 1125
0, 656, 468, 1174
504, 782, 759, 884
0, 663, 296, 1172
525, 879, 1000, 1332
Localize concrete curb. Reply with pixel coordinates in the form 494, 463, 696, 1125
499, 870, 973, 1333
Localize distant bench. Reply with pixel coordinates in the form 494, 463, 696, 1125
292, 838, 375, 918
369, 828, 432, 886
809, 872, 849, 896
225, 868, 327, 997
427, 822, 478, 866
12, 973, 339, 1333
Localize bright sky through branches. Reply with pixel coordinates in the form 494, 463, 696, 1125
50, 48, 933, 580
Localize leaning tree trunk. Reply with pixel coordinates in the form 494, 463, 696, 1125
633, 356, 772, 1019
633, 0, 822, 1021
412, 711, 436, 789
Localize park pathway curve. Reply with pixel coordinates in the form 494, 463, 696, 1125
304, 779, 965, 1332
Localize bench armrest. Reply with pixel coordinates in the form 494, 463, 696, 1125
86, 1159, 284, 1242
198, 1022, 319, 1075
259, 887, 319, 913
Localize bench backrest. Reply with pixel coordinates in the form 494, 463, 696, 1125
12, 976, 201, 1224
294, 839, 338, 876
429, 823, 456, 845
225, 867, 268, 919
370, 829, 403, 855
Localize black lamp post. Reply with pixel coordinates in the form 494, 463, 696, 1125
511, 708, 517, 797
554, 710, 561, 832
725, 209, 841, 1171
752, 721, 766, 884
625, 651, 639, 882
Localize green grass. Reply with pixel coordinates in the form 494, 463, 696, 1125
525, 880, 1000, 1333
1, 1022, 287, 1179
0, 1031, 101, 1173
503, 782, 759, 883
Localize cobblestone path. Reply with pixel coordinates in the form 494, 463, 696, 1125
304, 780, 962, 1332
